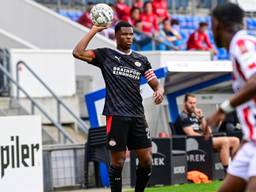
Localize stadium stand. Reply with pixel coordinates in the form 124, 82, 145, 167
53, 9, 237, 59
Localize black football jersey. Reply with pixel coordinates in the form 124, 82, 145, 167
89, 48, 156, 117
174, 111, 202, 135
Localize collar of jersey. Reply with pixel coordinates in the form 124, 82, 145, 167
115, 48, 132, 55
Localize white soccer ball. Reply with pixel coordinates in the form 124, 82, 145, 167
90, 3, 114, 27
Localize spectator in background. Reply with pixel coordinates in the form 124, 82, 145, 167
128, 7, 141, 26
159, 18, 182, 49
152, 0, 169, 23
187, 22, 217, 55
140, 1, 159, 35
133, 20, 152, 50
115, 0, 130, 21
174, 93, 240, 173
171, 19, 181, 31
132, 0, 144, 10
77, 1, 94, 28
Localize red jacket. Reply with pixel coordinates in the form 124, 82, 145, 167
115, 2, 130, 21
140, 12, 159, 34
187, 30, 213, 50
77, 12, 93, 28
152, 0, 169, 21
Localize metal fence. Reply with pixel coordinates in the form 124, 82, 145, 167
43, 144, 86, 191
43, 144, 131, 191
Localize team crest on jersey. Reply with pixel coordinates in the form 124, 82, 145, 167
109, 140, 117, 146
134, 61, 142, 67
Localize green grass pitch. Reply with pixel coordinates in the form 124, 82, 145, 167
126, 181, 222, 192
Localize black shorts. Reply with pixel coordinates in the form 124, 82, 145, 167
106, 116, 152, 152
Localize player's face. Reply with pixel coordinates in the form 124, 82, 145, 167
116, 27, 134, 50
212, 17, 223, 48
185, 97, 197, 114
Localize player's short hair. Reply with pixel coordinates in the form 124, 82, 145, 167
184, 93, 196, 102
212, 3, 244, 26
115, 21, 133, 34
199, 22, 208, 27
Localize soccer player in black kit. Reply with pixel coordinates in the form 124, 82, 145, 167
73, 21, 164, 192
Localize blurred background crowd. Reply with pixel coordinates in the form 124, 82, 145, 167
35, 0, 256, 60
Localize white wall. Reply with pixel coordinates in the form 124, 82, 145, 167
231, 0, 256, 12
10, 49, 76, 97
0, 0, 115, 49
0, 29, 38, 49
140, 51, 212, 69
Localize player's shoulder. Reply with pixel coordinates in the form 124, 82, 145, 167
131, 51, 148, 61
231, 30, 256, 52
94, 47, 114, 56
95, 47, 110, 52
179, 111, 189, 120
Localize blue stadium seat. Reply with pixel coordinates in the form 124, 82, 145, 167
252, 18, 256, 30
192, 16, 201, 29
217, 48, 229, 60
177, 15, 187, 29
67, 10, 80, 21
207, 31, 214, 43
246, 18, 253, 30
185, 16, 194, 29
58, 10, 69, 18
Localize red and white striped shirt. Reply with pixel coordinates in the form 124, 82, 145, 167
230, 30, 256, 142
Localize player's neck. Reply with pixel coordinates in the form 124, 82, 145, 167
224, 26, 243, 50
116, 46, 132, 54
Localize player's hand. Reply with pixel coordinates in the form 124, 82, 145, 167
91, 24, 110, 32
203, 126, 212, 140
153, 88, 164, 105
210, 48, 218, 55
195, 108, 203, 119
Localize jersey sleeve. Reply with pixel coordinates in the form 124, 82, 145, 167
88, 48, 106, 68
179, 113, 193, 128
143, 57, 157, 82
233, 39, 256, 80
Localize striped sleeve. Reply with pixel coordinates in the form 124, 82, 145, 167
144, 68, 157, 82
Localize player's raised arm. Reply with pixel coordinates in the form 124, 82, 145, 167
72, 25, 107, 63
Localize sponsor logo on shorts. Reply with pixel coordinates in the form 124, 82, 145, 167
109, 140, 116, 146
146, 128, 151, 139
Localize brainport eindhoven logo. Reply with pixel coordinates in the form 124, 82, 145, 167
0, 136, 40, 178
186, 138, 206, 162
